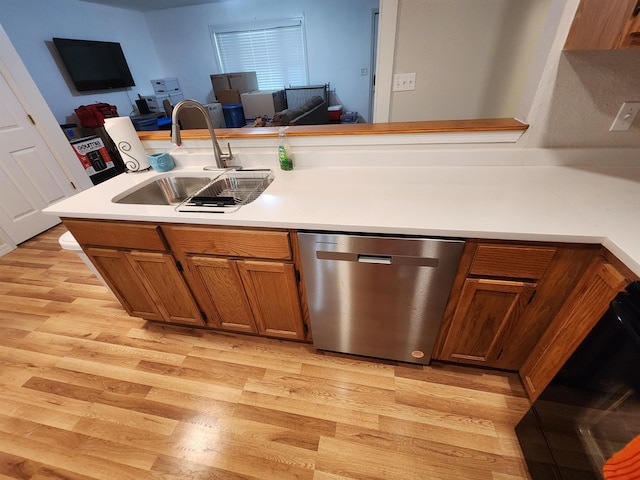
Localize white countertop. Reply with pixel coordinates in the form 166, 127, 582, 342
44, 164, 640, 276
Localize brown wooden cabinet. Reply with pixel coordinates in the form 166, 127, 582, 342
85, 247, 163, 320
434, 240, 598, 370
440, 278, 536, 365
63, 219, 204, 327
237, 260, 306, 339
63, 219, 309, 340
162, 224, 308, 340
565, 0, 640, 50
185, 255, 257, 333
519, 252, 636, 400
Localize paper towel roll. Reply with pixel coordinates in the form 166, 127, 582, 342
104, 117, 150, 172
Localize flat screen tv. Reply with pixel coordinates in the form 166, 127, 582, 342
52, 37, 135, 92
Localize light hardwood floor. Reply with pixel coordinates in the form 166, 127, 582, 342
0, 224, 532, 479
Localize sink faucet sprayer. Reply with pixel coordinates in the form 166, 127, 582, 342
171, 99, 233, 169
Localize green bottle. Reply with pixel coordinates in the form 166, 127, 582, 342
278, 127, 293, 171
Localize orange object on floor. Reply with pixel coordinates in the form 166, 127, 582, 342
604, 434, 640, 479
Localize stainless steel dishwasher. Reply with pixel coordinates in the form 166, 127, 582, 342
298, 232, 464, 364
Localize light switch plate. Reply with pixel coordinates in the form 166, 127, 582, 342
393, 73, 416, 91
610, 102, 640, 131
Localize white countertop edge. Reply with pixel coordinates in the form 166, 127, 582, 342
44, 164, 640, 277
47, 208, 607, 246
601, 239, 638, 275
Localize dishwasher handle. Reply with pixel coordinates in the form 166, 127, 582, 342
358, 254, 391, 264
316, 250, 439, 267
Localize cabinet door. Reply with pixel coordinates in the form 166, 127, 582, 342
127, 251, 204, 327
237, 260, 305, 340
564, 0, 640, 50
85, 247, 163, 321
520, 256, 629, 401
440, 278, 536, 366
186, 255, 257, 333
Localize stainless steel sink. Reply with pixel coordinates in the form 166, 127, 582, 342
113, 169, 275, 213
114, 176, 215, 205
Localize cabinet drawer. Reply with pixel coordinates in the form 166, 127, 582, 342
469, 244, 556, 280
163, 225, 292, 260
63, 219, 166, 251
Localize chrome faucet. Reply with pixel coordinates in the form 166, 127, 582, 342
171, 99, 233, 169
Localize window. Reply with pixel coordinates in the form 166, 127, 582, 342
211, 18, 308, 91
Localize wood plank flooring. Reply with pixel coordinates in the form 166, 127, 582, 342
0, 224, 532, 479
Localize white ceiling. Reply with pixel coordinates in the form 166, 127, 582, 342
76, 0, 227, 12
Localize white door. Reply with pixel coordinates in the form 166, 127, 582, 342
0, 60, 77, 244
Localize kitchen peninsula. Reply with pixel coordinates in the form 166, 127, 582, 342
45, 153, 640, 402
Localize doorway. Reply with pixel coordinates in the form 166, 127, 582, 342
369, 9, 379, 124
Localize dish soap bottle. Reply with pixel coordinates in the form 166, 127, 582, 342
278, 127, 293, 171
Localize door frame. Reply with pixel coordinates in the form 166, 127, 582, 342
368, 8, 379, 124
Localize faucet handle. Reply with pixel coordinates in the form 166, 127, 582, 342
223, 142, 234, 161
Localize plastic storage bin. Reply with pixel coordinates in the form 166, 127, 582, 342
58, 231, 114, 296
222, 103, 246, 128
131, 116, 159, 131
328, 105, 343, 122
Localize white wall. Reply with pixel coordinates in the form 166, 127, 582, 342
143, 0, 379, 119
0, 0, 163, 123
390, 0, 551, 121
526, 50, 640, 148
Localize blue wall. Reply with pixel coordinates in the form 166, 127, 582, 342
145, 0, 379, 119
0, 0, 162, 123
0, 0, 378, 124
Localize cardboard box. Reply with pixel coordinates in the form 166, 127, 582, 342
215, 89, 242, 105
178, 102, 225, 129
151, 78, 181, 94
210, 74, 230, 92
70, 136, 115, 177
240, 90, 286, 120
227, 71, 258, 93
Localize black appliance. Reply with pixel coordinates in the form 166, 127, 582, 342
52, 37, 135, 92
516, 281, 640, 479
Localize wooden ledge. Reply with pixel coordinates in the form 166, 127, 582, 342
137, 118, 528, 141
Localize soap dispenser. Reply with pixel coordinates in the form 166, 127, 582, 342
277, 127, 293, 171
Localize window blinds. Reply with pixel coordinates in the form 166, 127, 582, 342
212, 18, 308, 91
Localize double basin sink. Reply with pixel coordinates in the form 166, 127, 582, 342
112, 169, 275, 213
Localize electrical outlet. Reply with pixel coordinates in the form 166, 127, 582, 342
361, 68, 368, 76
610, 102, 640, 131
393, 73, 416, 91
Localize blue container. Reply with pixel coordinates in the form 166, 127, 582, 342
147, 152, 175, 172
222, 104, 246, 128
131, 117, 159, 131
